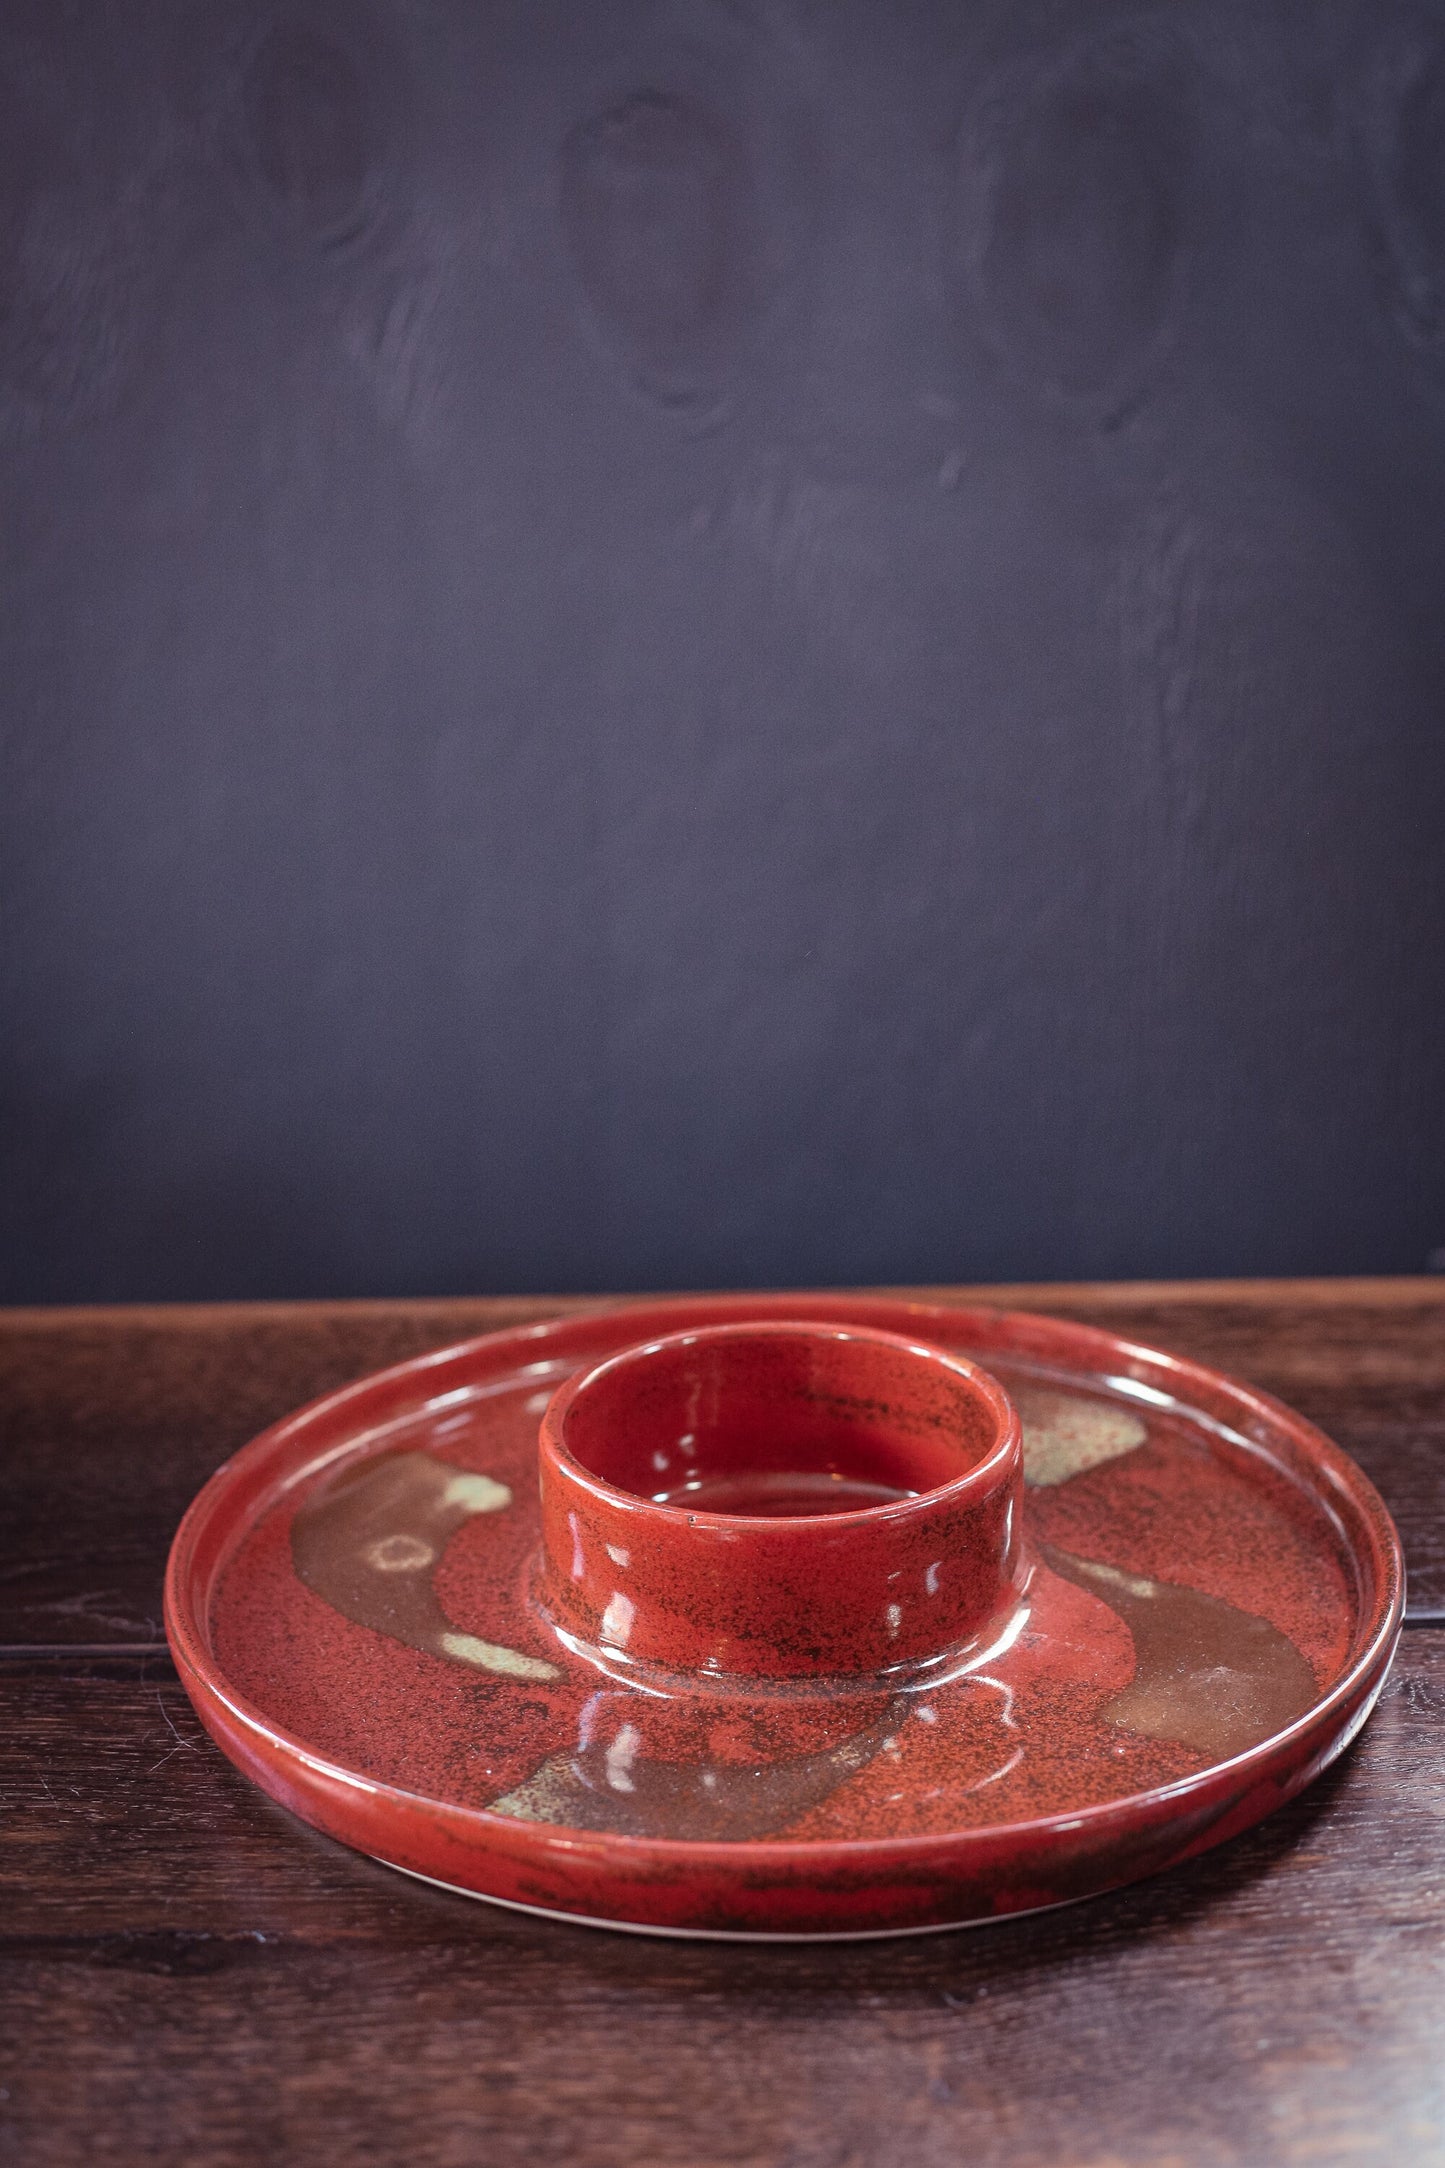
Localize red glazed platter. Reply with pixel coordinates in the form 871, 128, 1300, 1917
164, 1296, 1404, 1939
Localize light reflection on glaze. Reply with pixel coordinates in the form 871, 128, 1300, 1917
290, 1449, 559, 1681
485, 1533, 1323, 1836
489, 1700, 907, 1839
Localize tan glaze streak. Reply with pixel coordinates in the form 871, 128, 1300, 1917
290, 1450, 559, 1681
1013, 1386, 1147, 1488
489, 1701, 907, 1840
1043, 1545, 1319, 1759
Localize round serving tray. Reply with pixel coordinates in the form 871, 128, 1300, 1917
165, 1295, 1403, 1938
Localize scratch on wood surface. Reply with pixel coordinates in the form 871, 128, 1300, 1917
146, 1688, 198, 1776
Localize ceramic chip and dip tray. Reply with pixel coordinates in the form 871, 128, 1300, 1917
165, 1296, 1403, 1938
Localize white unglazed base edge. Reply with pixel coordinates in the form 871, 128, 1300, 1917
371, 1855, 1080, 1941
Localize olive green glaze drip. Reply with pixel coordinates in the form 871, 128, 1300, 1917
1043, 1545, 1319, 1759
290, 1450, 559, 1681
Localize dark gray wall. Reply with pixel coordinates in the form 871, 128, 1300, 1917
3, 0, 1444, 1303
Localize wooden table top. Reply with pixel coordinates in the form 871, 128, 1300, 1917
4, 1280, 1443, 2167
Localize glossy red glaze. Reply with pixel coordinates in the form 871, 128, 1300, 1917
165, 1295, 1405, 1939
538, 1323, 1024, 1675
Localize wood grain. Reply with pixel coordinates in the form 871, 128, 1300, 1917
3, 1282, 1442, 1642
0, 1295, 594, 1647
1, 1641, 1442, 2167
